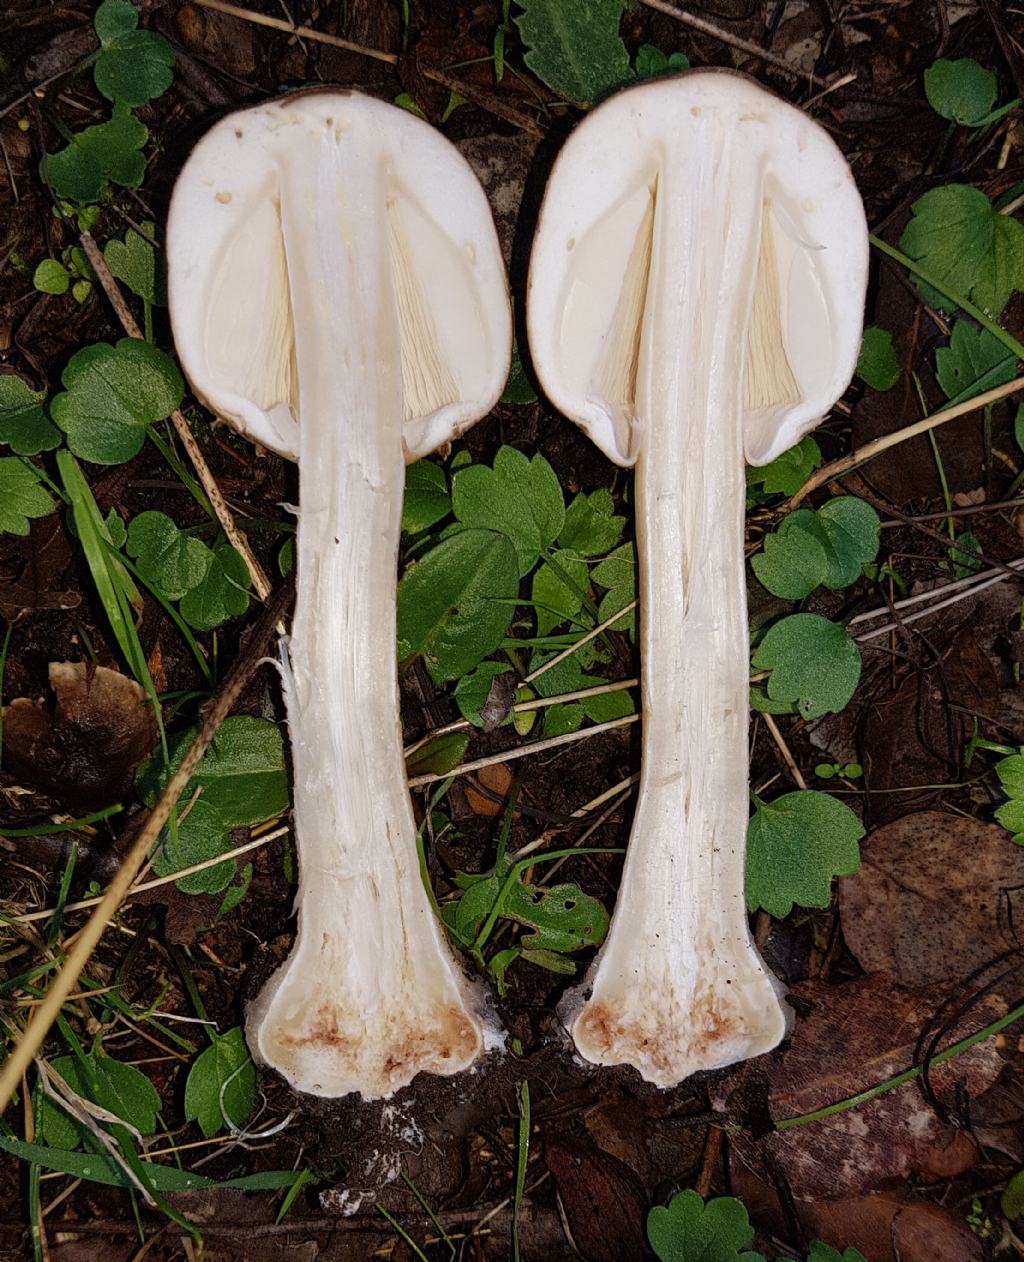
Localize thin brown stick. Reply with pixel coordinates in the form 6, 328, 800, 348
0, 580, 294, 1115
785, 376, 1024, 509
636, 0, 827, 85
406, 714, 638, 789
77, 232, 272, 600
762, 712, 808, 790
190, 0, 398, 64
694, 1125, 724, 1199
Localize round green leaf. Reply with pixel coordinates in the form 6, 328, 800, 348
751, 612, 861, 719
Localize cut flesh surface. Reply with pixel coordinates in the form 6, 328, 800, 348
169, 92, 510, 1098
527, 71, 868, 1086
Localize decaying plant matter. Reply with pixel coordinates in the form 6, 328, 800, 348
527, 70, 868, 1086
168, 90, 511, 1098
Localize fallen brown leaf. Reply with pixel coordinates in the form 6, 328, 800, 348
544, 1133, 646, 1262
2, 662, 158, 811
839, 811, 1024, 988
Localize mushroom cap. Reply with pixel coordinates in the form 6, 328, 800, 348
167, 90, 511, 463
526, 70, 868, 468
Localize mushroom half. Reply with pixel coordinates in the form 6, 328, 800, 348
168, 90, 511, 1098
527, 70, 868, 1087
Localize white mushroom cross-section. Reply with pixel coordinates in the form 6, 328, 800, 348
168, 90, 511, 1099
527, 71, 868, 1087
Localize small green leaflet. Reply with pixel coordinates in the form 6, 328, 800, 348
34, 258, 74, 295
898, 183, 1024, 317
153, 797, 235, 894
995, 751, 1024, 843
445, 853, 609, 957
127, 510, 211, 600
0, 375, 59, 455
179, 544, 251, 630
856, 327, 901, 390
397, 527, 520, 682
533, 554, 589, 637
935, 319, 1015, 403
752, 498, 881, 599
405, 731, 470, 778
42, 104, 149, 204
924, 58, 998, 127
592, 541, 636, 636
1003, 1169, 1024, 1219
93, 0, 175, 108
50, 338, 183, 464
746, 790, 864, 918
502, 335, 539, 404
751, 613, 861, 719
138, 715, 288, 828
403, 460, 450, 533
634, 45, 689, 79
559, 488, 626, 557
104, 220, 164, 306
184, 1027, 256, 1138
452, 446, 565, 575
515, 0, 631, 105
647, 1190, 765, 1262
950, 528, 982, 577
36, 1052, 160, 1150
747, 435, 821, 498
455, 661, 517, 729
0, 458, 55, 536
804, 1246, 868, 1262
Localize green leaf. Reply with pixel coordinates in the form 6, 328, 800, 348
94, 0, 175, 107
455, 661, 517, 728
184, 1027, 255, 1138
405, 731, 470, 778
543, 702, 584, 737
0, 458, 55, 535
814, 497, 881, 588
34, 258, 71, 295
747, 435, 822, 497
898, 183, 1024, 317
502, 335, 539, 404
634, 44, 689, 79
180, 544, 251, 630
805, 1244, 868, 1262
126, 510, 213, 601
1002, 1169, 1024, 1219
935, 319, 1016, 402
751, 613, 861, 719
138, 715, 288, 828
924, 58, 998, 126
950, 528, 982, 577
746, 790, 864, 918
856, 327, 901, 390
751, 522, 827, 600
452, 446, 564, 574
50, 338, 183, 464
533, 555, 589, 636
0, 1133, 306, 1191
558, 488, 625, 557
996, 753, 1024, 798
218, 862, 253, 918
514, 0, 631, 105
996, 796, 1024, 837
647, 1190, 766, 1262
592, 541, 636, 636
0, 375, 60, 455
581, 680, 634, 723
397, 528, 520, 682
43, 105, 149, 203
152, 797, 235, 894
103, 220, 163, 306
36, 1052, 160, 1149
403, 460, 450, 533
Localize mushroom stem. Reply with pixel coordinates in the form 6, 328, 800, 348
564, 140, 786, 1086
247, 142, 486, 1098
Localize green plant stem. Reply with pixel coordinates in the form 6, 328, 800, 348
775, 996, 1024, 1130
0, 803, 123, 838
870, 235, 1024, 363
513, 1073, 530, 1262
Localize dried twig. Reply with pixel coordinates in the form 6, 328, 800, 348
190, 0, 398, 64
0, 579, 294, 1114
636, 0, 827, 85
786, 376, 1024, 508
